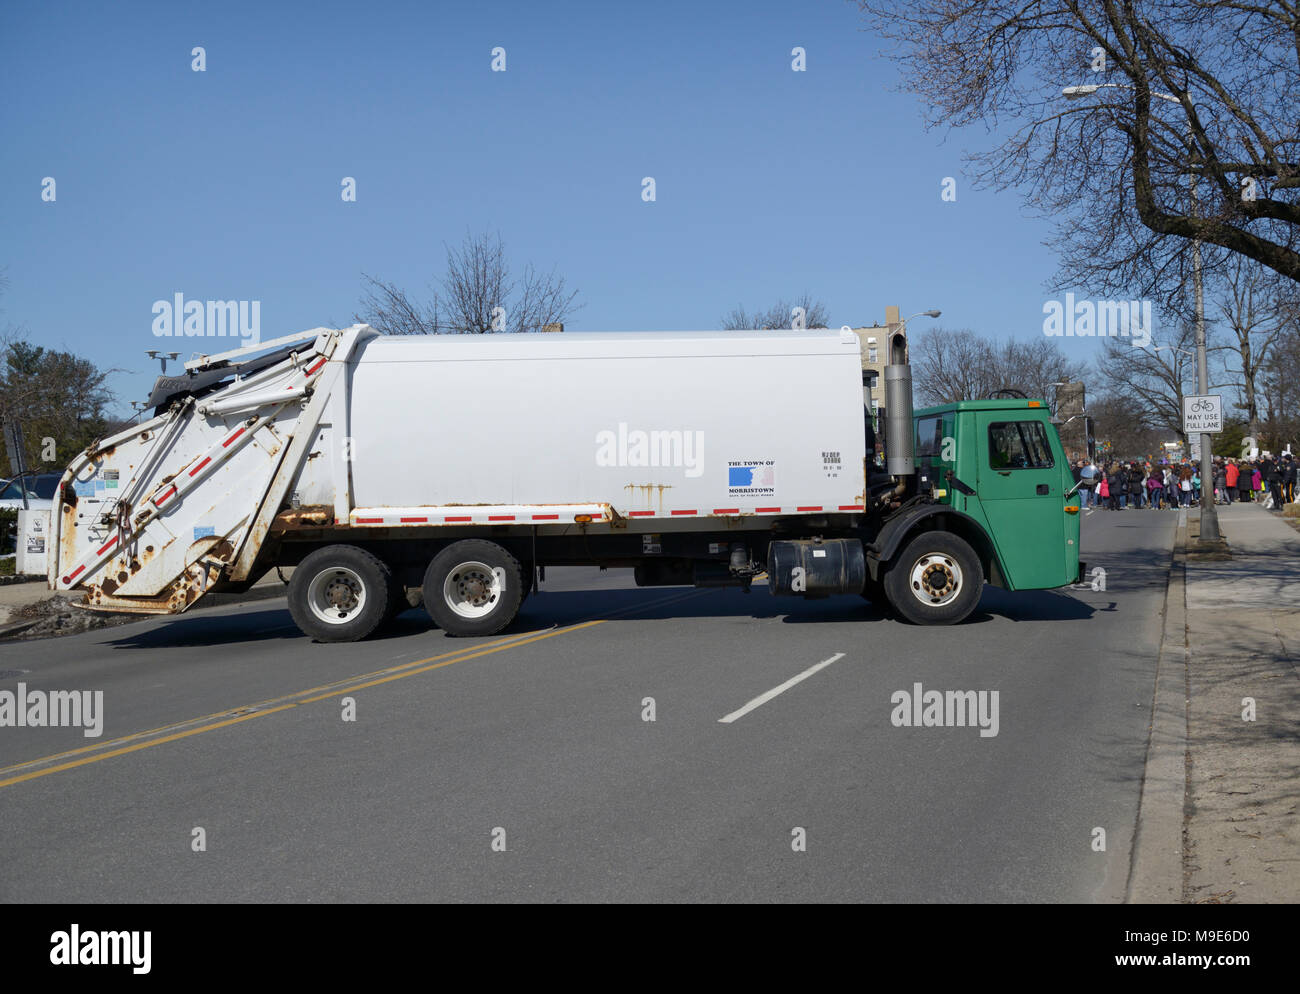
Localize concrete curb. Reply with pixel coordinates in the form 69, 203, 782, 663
1125, 515, 1189, 903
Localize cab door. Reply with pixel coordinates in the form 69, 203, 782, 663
974, 413, 1071, 589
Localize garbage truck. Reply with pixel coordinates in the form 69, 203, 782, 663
48, 324, 1083, 640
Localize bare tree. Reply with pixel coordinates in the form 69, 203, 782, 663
1258, 302, 1300, 451
721, 294, 830, 330
358, 231, 581, 335
911, 327, 1086, 406
857, 1, 1300, 297
1086, 392, 1170, 458
1213, 255, 1297, 438
1094, 319, 1203, 443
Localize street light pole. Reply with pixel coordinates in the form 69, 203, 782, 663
1189, 169, 1223, 541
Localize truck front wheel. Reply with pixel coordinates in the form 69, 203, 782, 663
288, 545, 394, 642
883, 531, 983, 625
423, 540, 524, 637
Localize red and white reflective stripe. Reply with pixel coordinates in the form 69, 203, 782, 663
285, 355, 328, 390
345, 502, 859, 527
64, 419, 267, 588
350, 505, 608, 527
154, 419, 266, 511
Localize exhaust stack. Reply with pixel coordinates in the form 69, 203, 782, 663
884, 324, 914, 476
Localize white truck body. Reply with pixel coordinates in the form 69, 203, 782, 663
50, 325, 869, 616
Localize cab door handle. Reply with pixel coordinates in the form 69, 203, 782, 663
1036, 484, 1050, 495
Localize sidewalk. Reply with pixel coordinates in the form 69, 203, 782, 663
1182, 502, 1300, 903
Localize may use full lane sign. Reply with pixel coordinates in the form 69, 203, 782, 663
1182, 395, 1223, 434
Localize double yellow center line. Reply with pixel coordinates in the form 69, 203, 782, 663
0, 621, 603, 789
0, 585, 708, 790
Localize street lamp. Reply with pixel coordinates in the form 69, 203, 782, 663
1061, 82, 1221, 541
895, 310, 940, 362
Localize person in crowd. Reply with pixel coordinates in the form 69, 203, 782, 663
1213, 461, 1228, 505
1192, 468, 1201, 503
1162, 465, 1175, 508
1178, 464, 1195, 507
1147, 466, 1164, 510
1225, 458, 1239, 503
1128, 462, 1145, 509
1283, 455, 1297, 505
1252, 462, 1263, 501
1111, 462, 1128, 510
1263, 455, 1282, 508
1238, 459, 1255, 502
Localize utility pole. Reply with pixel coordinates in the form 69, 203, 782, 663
1190, 154, 1222, 542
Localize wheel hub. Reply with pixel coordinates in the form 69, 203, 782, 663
306, 566, 368, 625
444, 562, 503, 618
909, 553, 962, 606
325, 578, 359, 610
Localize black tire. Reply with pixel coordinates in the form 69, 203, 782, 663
882, 530, 983, 625
422, 539, 524, 637
288, 545, 393, 642
518, 561, 534, 605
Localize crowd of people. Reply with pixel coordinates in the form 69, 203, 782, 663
1070, 454, 1297, 510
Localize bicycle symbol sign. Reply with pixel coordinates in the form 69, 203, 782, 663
1182, 395, 1223, 433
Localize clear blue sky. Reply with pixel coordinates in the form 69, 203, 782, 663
3, 0, 1108, 408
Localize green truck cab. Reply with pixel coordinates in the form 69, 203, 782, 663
856, 399, 1082, 625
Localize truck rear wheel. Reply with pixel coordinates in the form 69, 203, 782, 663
288, 545, 394, 642
883, 531, 983, 626
423, 540, 524, 637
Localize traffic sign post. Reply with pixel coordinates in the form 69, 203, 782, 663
1182, 395, 1223, 435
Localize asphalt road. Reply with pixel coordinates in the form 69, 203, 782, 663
0, 507, 1178, 902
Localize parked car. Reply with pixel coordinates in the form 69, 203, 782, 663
0, 472, 61, 511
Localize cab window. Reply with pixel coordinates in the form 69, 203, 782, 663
988, 421, 1054, 470
916, 415, 944, 459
